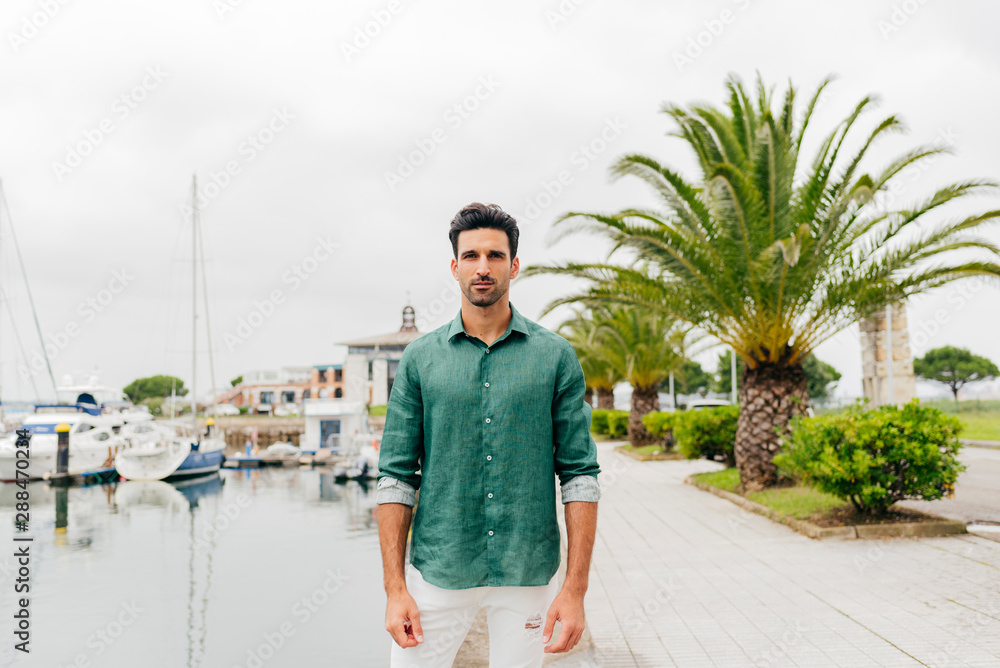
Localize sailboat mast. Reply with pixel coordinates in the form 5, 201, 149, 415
196, 185, 217, 411
191, 175, 198, 438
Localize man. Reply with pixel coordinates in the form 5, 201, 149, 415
377, 202, 601, 667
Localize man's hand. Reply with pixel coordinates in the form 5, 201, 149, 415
542, 589, 585, 653
385, 589, 424, 648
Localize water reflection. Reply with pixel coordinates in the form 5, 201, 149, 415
0, 468, 386, 667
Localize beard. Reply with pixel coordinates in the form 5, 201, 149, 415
462, 277, 508, 307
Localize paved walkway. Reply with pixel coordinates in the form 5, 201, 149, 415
570, 441, 1000, 667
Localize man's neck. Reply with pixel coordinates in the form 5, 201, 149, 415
461, 297, 512, 347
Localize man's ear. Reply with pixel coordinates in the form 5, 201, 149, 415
450, 257, 458, 280
510, 256, 520, 280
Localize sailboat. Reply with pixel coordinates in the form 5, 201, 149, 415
116, 175, 226, 481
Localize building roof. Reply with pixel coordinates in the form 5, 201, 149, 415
337, 303, 423, 348
338, 330, 424, 347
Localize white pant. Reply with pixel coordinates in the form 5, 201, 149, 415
389, 563, 559, 668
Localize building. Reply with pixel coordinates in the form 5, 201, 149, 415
214, 304, 423, 412
860, 302, 917, 407
337, 304, 423, 406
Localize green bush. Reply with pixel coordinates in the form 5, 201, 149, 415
368, 404, 388, 417
590, 409, 610, 434
605, 410, 630, 438
642, 411, 678, 449
774, 400, 966, 515
674, 406, 738, 466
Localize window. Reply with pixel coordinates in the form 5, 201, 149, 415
334, 368, 342, 382
260, 391, 274, 404
368, 361, 373, 381
318, 369, 327, 382
282, 391, 296, 403
334, 388, 342, 398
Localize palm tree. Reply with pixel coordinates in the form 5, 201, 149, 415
522, 74, 1000, 490
557, 308, 622, 410
564, 304, 687, 445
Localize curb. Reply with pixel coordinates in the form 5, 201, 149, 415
961, 439, 1000, 450
684, 476, 968, 540
613, 445, 685, 462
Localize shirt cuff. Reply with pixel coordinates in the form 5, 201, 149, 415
560, 475, 601, 504
376, 476, 416, 506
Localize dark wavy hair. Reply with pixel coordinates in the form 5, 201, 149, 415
448, 202, 519, 260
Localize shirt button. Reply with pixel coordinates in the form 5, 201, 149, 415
484, 382, 489, 387
485, 418, 491, 423
488, 493, 493, 498
488, 530, 494, 536
486, 455, 492, 461
485, 348, 490, 354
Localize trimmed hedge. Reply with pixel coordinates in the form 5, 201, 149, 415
591, 409, 629, 438
674, 405, 738, 467
642, 411, 678, 449
774, 400, 966, 515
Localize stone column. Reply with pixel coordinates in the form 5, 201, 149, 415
860, 302, 917, 407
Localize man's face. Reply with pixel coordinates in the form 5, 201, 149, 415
451, 228, 519, 307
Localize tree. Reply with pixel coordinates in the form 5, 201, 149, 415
124, 375, 187, 403
562, 303, 688, 445
803, 354, 842, 401
522, 74, 1000, 490
915, 346, 999, 408
558, 308, 624, 410
665, 359, 712, 398
230, 375, 243, 387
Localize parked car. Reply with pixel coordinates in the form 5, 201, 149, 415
678, 399, 733, 411
206, 403, 240, 416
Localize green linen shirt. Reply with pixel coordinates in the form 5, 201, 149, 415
376, 301, 601, 590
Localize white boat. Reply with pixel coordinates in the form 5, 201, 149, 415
0, 409, 128, 482
114, 174, 226, 482
115, 433, 226, 481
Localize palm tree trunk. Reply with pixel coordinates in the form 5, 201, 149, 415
735, 363, 810, 491
628, 385, 660, 446
596, 388, 615, 410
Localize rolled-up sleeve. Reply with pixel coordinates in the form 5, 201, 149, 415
552, 344, 601, 500
376, 347, 423, 504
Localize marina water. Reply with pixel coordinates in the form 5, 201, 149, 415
0, 468, 389, 667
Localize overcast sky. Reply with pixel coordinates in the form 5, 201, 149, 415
1, 0, 998, 403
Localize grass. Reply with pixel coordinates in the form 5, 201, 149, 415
814, 399, 1000, 442
619, 443, 671, 455
691, 468, 847, 519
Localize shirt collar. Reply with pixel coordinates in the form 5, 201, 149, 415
447, 301, 531, 342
